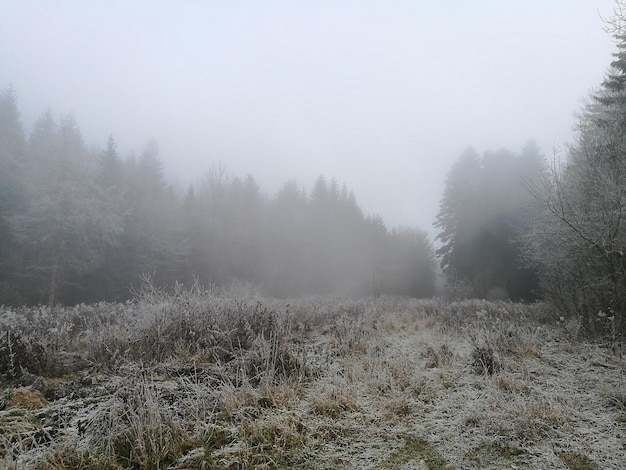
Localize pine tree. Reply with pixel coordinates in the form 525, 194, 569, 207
0, 86, 27, 304
14, 110, 121, 306
97, 135, 123, 190
436, 146, 541, 300
434, 147, 482, 294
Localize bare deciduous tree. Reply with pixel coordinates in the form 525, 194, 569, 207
524, 4, 626, 336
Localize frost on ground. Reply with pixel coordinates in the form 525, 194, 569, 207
1, 290, 625, 469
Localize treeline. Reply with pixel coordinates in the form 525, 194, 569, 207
0, 90, 436, 306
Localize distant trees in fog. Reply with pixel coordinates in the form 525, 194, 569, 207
0, 89, 436, 306
435, 143, 543, 301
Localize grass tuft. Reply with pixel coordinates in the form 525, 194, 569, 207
559, 451, 600, 470
310, 386, 358, 419
6, 387, 49, 410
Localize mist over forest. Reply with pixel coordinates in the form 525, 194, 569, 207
0, 99, 438, 304
0, 87, 553, 307
0, 0, 625, 336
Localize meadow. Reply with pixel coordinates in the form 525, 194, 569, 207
1, 283, 625, 469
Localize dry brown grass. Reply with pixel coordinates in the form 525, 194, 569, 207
497, 375, 531, 395
6, 388, 49, 410
310, 385, 358, 419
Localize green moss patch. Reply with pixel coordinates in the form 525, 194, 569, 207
466, 440, 527, 466
377, 434, 449, 470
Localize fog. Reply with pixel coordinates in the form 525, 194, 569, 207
0, 0, 617, 232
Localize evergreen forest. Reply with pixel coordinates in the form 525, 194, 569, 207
0, 99, 436, 306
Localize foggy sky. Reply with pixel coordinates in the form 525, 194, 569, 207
0, 0, 617, 235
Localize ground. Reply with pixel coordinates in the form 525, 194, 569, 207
1, 293, 625, 469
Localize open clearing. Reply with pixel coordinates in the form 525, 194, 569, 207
1, 293, 625, 469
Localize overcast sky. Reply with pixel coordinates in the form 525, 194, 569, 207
0, 0, 618, 235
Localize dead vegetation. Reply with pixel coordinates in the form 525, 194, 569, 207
1, 288, 625, 469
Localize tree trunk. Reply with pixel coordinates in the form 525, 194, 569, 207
48, 261, 58, 313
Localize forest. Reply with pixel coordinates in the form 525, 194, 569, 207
2, 58, 625, 338
2, 30, 626, 337
0, 100, 436, 306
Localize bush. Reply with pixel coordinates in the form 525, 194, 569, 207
0, 330, 48, 378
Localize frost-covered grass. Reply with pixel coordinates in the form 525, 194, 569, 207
1, 288, 624, 469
